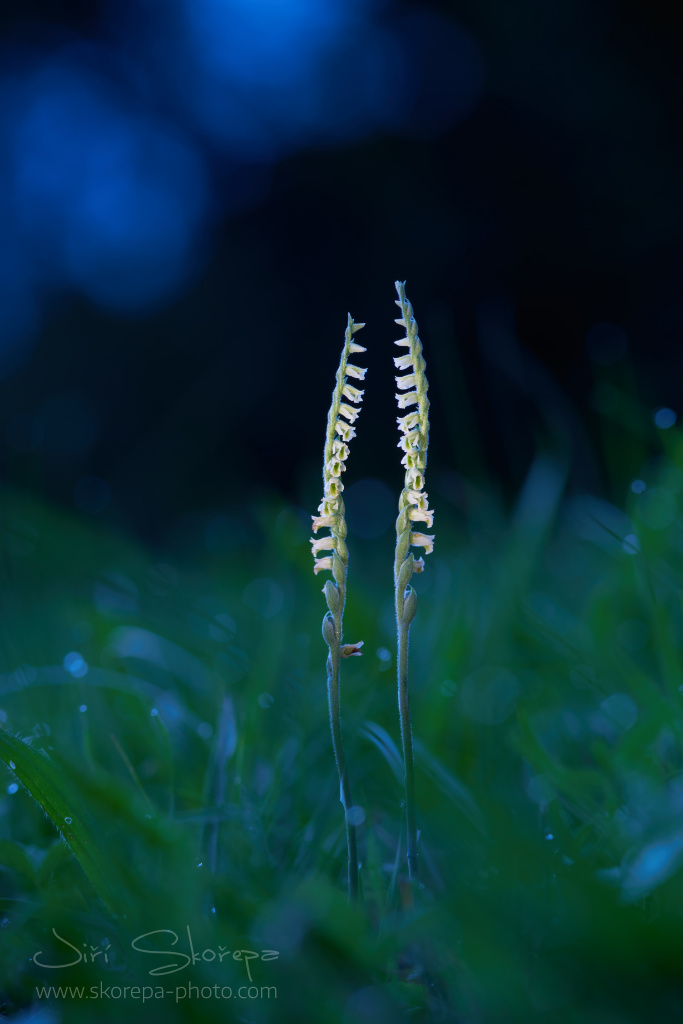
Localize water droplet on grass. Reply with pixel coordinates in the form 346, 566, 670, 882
346, 805, 366, 826
622, 533, 640, 554
64, 817, 72, 824
63, 652, 88, 678
7, 783, 18, 794
8, 761, 15, 770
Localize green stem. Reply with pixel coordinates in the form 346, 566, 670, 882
326, 619, 359, 901
397, 617, 418, 880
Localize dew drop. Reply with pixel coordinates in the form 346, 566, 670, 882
8, 761, 15, 770
7, 783, 18, 795
150, 708, 159, 717
63, 651, 88, 678
346, 805, 366, 826
545, 832, 554, 840
64, 816, 72, 825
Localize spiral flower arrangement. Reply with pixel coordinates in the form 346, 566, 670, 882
310, 313, 366, 901
393, 280, 433, 881
309, 285, 432, 896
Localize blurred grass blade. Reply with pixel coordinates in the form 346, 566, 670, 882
360, 721, 403, 783
0, 729, 125, 914
413, 738, 487, 835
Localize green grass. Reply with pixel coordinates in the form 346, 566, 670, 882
2, 425, 683, 1022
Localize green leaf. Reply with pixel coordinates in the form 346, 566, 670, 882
0, 730, 126, 914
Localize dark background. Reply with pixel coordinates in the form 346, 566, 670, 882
1, 0, 682, 543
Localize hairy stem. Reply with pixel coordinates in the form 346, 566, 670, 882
326, 618, 358, 901
397, 616, 418, 880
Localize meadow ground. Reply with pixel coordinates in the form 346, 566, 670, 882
2, 427, 683, 1022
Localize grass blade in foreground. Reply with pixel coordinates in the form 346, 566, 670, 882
311, 313, 367, 901
0, 729, 125, 914
393, 281, 434, 881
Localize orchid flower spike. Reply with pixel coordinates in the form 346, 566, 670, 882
393, 281, 434, 584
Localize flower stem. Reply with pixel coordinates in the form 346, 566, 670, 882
326, 616, 359, 901
397, 615, 418, 880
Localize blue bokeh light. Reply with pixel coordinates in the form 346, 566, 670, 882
63, 651, 88, 677
184, 0, 349, 87
0, 4, 484, 378
109, 0, 482, 157
654, 407, 677, 430
3, 48, 210, 311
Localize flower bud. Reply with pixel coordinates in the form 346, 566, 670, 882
332, 551, 346, 587
402, 586, 418, 625
324, 579, 340, 615
395, 526, 411, 566
396, 506, 410, 533
397, 553, 414, 592
322, 612, 336, 646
